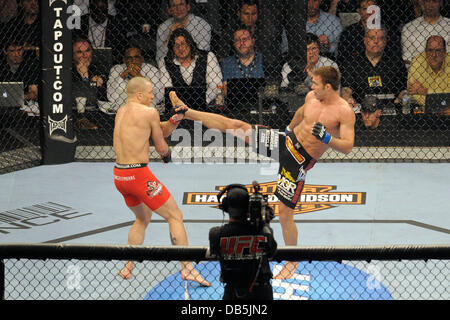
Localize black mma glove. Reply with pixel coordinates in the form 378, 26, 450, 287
312, 122, 332, 144
161, 149, 171, 163
175, 108, 187, 115
169, 107, 187, 125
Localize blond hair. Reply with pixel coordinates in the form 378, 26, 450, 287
126, 77, 152, 97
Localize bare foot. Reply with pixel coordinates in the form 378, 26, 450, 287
181, 263, 211, 287
169, 91, 185, 107
273, 262, 298, 279
118, 261, 134, 280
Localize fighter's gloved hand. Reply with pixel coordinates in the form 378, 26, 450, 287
169, 105, 188, 125
169, 114, 181, 125
312, 122, 332, 144
161, 149, 171, 163
174, 106, 187, 115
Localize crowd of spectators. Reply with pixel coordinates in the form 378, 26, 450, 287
0, 0, 448, 128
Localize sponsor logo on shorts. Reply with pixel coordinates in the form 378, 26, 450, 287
183, 181, 366, 215
277, 172, 297, 201
285, 136, 305, 165
146, 181, 163, 198
114, 175, 136, 181
277, 167, 308, 204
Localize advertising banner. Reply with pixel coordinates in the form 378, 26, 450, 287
41, 0, 77, 164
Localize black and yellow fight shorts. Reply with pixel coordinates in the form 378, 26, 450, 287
251, 125, 317, 209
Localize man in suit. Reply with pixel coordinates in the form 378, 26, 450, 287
73, 0, 126, 64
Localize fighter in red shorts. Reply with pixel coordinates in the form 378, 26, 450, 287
113, 77, 210, 286
114, 163, 171, 211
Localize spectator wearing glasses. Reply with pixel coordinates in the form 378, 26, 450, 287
219, 26, 265, 114
159, 28, 221, 110
401, 0, 449, 68
217, 0, 260, 61
220, 26, 265, 93
340, 26, 407, 108
221, 0, 307, 98
407, 35, 449, 108
107, 46, 163, 112
281, 33, 338, 90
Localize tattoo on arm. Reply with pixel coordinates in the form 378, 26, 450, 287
170, 232, 176, 245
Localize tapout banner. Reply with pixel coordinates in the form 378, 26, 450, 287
41, 0, 77, 164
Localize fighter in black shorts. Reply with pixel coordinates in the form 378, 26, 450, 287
251, 125, 316, 209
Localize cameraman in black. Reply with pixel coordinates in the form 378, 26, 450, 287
209, 182, 277, 300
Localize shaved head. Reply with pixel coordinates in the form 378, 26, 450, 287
126, 77, 152, 97
126, 77, 155, 106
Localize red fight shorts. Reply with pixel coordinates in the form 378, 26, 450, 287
114, 163, 171, 211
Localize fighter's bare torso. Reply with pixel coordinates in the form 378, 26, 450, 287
293, 91, 354, 159
113, 102, 156, 164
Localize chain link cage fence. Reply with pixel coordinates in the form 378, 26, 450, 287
0, 0, 449, 174
0, 0, 448, 304
1, 244, 449, 300
0, 7, 41, 173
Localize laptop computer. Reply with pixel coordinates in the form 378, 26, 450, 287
225, 78, 266, 111
425, 93, 449, 114
0, 82, 24, 108
164, 86, 206, 112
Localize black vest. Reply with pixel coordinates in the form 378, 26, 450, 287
164, 51, 208, 109
164, 50, 208, 88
